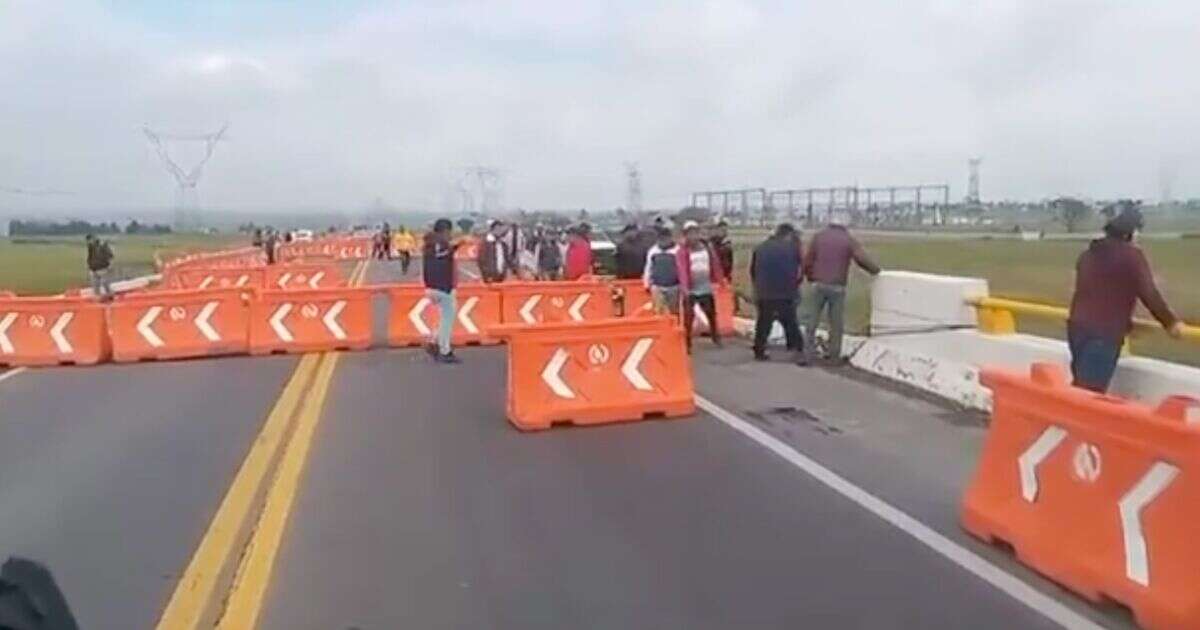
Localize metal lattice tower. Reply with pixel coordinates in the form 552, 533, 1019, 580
457, 166, 503, 215
625, 162, 643, 213
967, 157, 982, 205
143, 123, 228, 229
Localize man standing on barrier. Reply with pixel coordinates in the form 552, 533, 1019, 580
803, 215, 880, 364
1067, 204, 1183, 392
750, 223, 805, 363
678, 221, 726, 352
85, 234, 114, 302
643, 226, 682, 315
423, 218, 462, 364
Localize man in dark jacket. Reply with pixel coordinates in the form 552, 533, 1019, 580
803, 221, 880, 363
615, 224, 650, 280
423, 218, 462, 363
478, 220, 511, 283
1067, 206, 1183, 392
750, 224, 805, 363
85, 234, 114, 301
708, 220, 734, 283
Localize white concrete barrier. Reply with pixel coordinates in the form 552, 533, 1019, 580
870, 271, 987, 334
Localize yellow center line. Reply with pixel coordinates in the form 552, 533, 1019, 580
156, 257, 369, 630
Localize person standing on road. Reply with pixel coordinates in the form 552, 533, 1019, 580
85, 234, 114, 302
803, 219, 880, 364
1067, 206, 1184, 392
479, 220, 511, 283
534, 229, 564, 280
615, 224, 650, 280
264, 228, 278, 265
678, 221, 725, 351
393, 226, 416, 275
563, 222, 594, 280
750, 224, 805, 363
708, 220, 734, 283
423, 218, 462, 364
643, 226, 682, 315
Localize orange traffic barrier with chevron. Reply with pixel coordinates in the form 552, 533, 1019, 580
962, 362, 1200, 630
387, 283, 501, 347
497, 281, 613, 325
109, 288, 253, 362
0, 296, 109, 366
490, 316, 695, 431
163, 267, 265, 291
249, 287, 371, 354
263, 264, 343, 291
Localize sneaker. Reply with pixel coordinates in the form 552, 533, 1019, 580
424, 343, 438, 357
794, 354, 810, 367
437, 352, 462, 364
712, 338, 724, 348
753, 351, 769, 362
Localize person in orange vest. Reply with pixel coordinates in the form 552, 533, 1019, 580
1067, 205, 1183, 392
563, 222, 594, 280
677, 221, 726, 351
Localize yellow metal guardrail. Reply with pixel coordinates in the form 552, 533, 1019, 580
967, 296, 1200, 343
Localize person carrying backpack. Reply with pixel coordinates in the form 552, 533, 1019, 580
85, 234, 114, 301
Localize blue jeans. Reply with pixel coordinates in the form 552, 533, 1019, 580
806, 283, 846, 360
90, 269, 113, 300
427, 289, 456, 355
1067, 326, 1121, 393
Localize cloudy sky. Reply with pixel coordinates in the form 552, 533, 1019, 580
1, 0, 1197, 214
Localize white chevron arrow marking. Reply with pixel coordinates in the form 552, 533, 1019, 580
621, 338, 654, 391
307, 271, 325, 289
568, 293, 590, 321
198, 275, 214, 289
194, 301, 220, 342
270, 303, 294, 342
235, 274, 250, 287
1018, 426, 1067, 502
0, 313, 16, 354
323, 300, 347, 340
519, 295, 541, 324
50, 313, 73, 353
137, 306, 165, 348
457, 296, 479, 334
276, 272, 292, 289
541, 348, 574, 398
408, 297, 431, 336
1119, 462, 1179, 586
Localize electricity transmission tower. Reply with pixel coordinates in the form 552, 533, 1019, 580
967, 157, 982, 207
625, 162, 643, 213
457, 166, 503, 216
143, 123, 228, 230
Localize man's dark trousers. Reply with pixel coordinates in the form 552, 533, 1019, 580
754, 298, 803, 355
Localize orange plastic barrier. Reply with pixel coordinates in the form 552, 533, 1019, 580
610, 279, 654, 317
962, 363, 1200, 630
163, 267, 266, 291
164, 247, 264, 271
263, 264, 344, 291
248, 287, 372, 354
108, 288, 253, 362
387, 283, 501, 347
496, 281, 614, 325
490, 316, 695, 431
0, 296, 108, 366
454, 236, 480, 261
278, 238, 370, 262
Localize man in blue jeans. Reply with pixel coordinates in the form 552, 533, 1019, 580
803, 219, 880, 364
422, 218, 462, 364
1067, 205, 1183, 392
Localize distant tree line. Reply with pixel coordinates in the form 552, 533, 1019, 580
8, 219, 172, 236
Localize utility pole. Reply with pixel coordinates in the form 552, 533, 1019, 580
143, 123, 228, 230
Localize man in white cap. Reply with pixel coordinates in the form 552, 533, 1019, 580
678, 220, 726, 351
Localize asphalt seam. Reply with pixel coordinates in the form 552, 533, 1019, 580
695, 394, 1105, 630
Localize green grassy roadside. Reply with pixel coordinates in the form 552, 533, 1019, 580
0, 234, 247, 296
731, 235, 1200, 367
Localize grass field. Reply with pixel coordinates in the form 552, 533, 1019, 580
731, 234, 1200, 367
0, 233, 247, 296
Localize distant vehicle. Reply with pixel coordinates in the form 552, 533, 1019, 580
291, 229, 314, 242
590, 236, 617, 276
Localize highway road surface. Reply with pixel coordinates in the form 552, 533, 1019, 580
0, 258, 1136, 629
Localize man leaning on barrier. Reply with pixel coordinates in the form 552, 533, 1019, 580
1067, 204, 1184, 393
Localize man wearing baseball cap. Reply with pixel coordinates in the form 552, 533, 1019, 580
677, 220, 726, 351
1067, 203, 1184, 392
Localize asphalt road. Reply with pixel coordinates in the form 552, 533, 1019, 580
254, 259, 1126, 630
0, 354, 299, 629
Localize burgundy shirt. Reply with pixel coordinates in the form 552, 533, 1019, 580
1068, 237, 1176, 339
804, 225, 880, 285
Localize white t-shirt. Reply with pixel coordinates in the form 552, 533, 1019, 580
689, 248, 712, 295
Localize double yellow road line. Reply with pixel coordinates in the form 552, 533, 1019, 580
157, 259, 369, 630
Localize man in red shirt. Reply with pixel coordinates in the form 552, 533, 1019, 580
1067, 206, 1184, 392
803, 220, 880, 363
563, 223, 594, 280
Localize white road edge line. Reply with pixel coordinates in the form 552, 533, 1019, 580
0, 367, 28, 386
694, 395, 1105, 630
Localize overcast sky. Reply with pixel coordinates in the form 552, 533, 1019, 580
1, 0, 1198, 214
